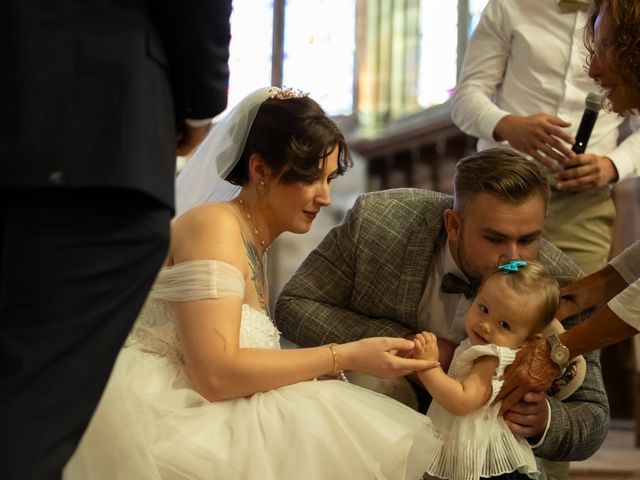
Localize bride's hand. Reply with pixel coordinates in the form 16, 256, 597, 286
339, 337, 440, 379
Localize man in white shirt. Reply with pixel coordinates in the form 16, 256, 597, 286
451, 0, 640, 276
498, 0, 640, 451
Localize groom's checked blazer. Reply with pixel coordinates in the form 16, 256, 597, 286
276, 188, 609, 463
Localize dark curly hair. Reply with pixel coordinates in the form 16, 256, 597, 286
225, 95, 352, 186
584, 0, 640, 114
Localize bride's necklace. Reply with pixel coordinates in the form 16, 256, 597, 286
237, 198, 270, 314
238, 198, 269, 250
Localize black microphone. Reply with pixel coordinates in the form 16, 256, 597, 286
571, 92, 603, 154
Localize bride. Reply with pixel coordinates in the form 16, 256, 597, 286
64, 87, 441, 479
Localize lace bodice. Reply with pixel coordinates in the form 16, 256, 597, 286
125, 260, 281, 362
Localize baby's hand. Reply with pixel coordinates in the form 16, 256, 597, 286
412, 331, 439, 363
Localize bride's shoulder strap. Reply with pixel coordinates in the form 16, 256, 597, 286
150, 259, 245, 302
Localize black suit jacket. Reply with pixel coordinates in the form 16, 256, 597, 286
1, 0, 231, 210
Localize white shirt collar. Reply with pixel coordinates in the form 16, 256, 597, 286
443, 240, 469, 282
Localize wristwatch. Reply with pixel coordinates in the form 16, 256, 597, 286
547, 334, 570, 371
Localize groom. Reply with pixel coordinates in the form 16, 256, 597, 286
275, 148, 609, 471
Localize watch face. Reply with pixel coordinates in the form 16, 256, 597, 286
551, 346, 570, 364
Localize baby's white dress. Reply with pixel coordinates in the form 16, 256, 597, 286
64, 260, 441, 479
424, 339, 539, 480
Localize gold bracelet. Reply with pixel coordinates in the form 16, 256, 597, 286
328, 343, 339, 374
328, 343, 349, 382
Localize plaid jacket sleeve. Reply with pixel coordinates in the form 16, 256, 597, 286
275, 191, 419, 345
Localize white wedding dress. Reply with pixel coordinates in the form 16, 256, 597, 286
65, 260, 440, 479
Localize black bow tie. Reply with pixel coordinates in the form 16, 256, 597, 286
440, 273, 477, 299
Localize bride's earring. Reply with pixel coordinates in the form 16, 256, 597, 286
257, 178, 267, 200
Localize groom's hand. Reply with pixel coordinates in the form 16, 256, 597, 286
502, 391, 549, 443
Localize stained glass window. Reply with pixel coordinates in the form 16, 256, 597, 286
226, 0, 355, 116
282, 0, 355, 116
226, 1, 489, 119
418, 0, 458, 107
227, 0, 273, 110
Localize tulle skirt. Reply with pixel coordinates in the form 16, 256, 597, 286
65, 346, 441, 479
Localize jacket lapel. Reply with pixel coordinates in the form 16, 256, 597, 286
394, 210, 448, 327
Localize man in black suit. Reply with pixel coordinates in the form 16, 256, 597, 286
0, 1, 232, 478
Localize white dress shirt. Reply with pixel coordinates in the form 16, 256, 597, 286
417, 241, 472, 342
451, 0, 640, 182
608, 242, 640, 331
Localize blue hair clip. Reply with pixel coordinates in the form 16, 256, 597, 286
498, 260, 527, 274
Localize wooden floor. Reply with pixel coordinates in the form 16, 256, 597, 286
569, 421, 640, 479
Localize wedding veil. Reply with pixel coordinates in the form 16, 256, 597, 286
175, 87, 277, 217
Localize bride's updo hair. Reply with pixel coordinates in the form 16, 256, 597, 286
225, 95, 352, 186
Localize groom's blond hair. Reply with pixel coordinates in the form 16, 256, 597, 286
452, 147, 550, 214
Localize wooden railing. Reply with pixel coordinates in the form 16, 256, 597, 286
348, 103, 475, 193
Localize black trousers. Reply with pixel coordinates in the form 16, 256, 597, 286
0, 187, 171, 480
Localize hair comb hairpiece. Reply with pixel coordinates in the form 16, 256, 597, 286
498, 260, 527, 274
268, 87, 309, 100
